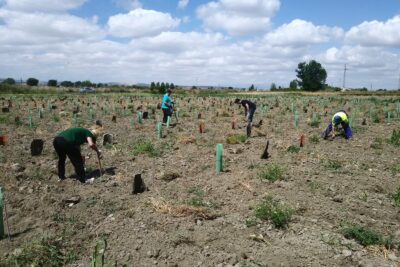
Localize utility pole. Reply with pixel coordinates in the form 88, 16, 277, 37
398, 71, 400, 91
342, 64, 347, 89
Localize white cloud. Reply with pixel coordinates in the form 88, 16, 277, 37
2, 0, 86, 12
345, 15, 400, 47
0, 9, 104, 45
114, 0, 142, 11
197, 0, 280, 36
107, 9, 180, 38
178, 0, 189, 9
264, 19, 344, 46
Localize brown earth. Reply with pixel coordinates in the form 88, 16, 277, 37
1, 94, 400, 267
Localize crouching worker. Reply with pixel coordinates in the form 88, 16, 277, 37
53, 127, 102, 183
234, 98, 257, 137
322, 111, 352, 140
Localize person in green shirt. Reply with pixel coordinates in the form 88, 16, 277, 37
53, 127, 101, 183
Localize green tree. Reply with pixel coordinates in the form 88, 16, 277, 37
296, 60, 327, 91
289, 80, 298, 90
150, 82, 156, 93
165, 82, 170, 89
81, 80, 92, 87
61, 81, 73, 87
270, 83, 277, 91
249, 84, 255, 91
2, 78, 16, 85
170, 83, 175, 89
47, 79, 57, 87
159, 82, 166, 94
74, 81, 82, 87
26, 77, 39, 86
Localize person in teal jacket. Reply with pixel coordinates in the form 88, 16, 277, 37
161, 89, 173, 123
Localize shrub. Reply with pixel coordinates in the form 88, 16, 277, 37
226, 134, 247, 144
308, 113, 321, 128
258, 164, 284, 182
255, 196, 293, 228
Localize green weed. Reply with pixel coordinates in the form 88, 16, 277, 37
389, 130, 400, 147
287, 145, 300, 153
322, 159, 342, 171
391, 187, 400, 207
391, 163, 400, 174
370, 137, 384, 149
0, 237, 78, 267
308, 113, 321, 128
244, 218, 258, 228
258, 164, 284, 182
309, 134, 320, 144
255, 195, 293, 228
226, 134, 247, 144
131, 139, 161, 157
340, 224, 394, 248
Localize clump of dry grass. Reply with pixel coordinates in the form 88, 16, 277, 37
149, 198, 217, 220
177, 135, 197, 144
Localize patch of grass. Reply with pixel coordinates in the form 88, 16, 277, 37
287, 145, 300, 153
309, 134, 320, 144
370, 137, 384, 149
258, 164, 285, 182
131, 139, 161, 157
255, 195, 293, 228
389, 130, 400, 147
0, 237, 78, 267
0, 115, 11, 124
340, 224, 394, 248
244, 217, 258, 228
391, 163, 400, 174
391, 187, 400, 207
226, 134, 247, 144
322, 159, 342, 171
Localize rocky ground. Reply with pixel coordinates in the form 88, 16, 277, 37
1, 93, 400, 267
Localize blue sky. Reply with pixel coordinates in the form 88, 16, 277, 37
1, 0, 400, 89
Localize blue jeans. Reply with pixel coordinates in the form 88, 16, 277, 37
322, 123, 352, 139
247, 108, 256, 124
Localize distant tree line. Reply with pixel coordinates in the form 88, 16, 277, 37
150, 81, 175, 94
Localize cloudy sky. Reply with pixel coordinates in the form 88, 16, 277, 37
0, 0, 399, 89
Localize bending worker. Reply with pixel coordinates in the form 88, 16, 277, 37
53, 127, 101, 183
161, 89, 173, 124
234, 98, 257, 137
322, 110, 352, 139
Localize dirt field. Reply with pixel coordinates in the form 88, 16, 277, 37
1, 93, 400, 267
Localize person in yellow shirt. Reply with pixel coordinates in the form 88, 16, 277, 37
321, 111, 352, 139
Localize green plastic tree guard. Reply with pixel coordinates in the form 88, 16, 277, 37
0, 187, 4, 239
216, 144, 223, 173
294, 111, 299, 128
157, 122, 162, 139
137, 112, 143, 124
166, 116, 171, 128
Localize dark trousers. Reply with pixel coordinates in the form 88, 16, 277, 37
162, 108, 172, 123
53, 137, 86, 183
322, 122, 353, 139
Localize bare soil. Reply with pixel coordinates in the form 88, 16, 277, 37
1, 94, 400, 267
